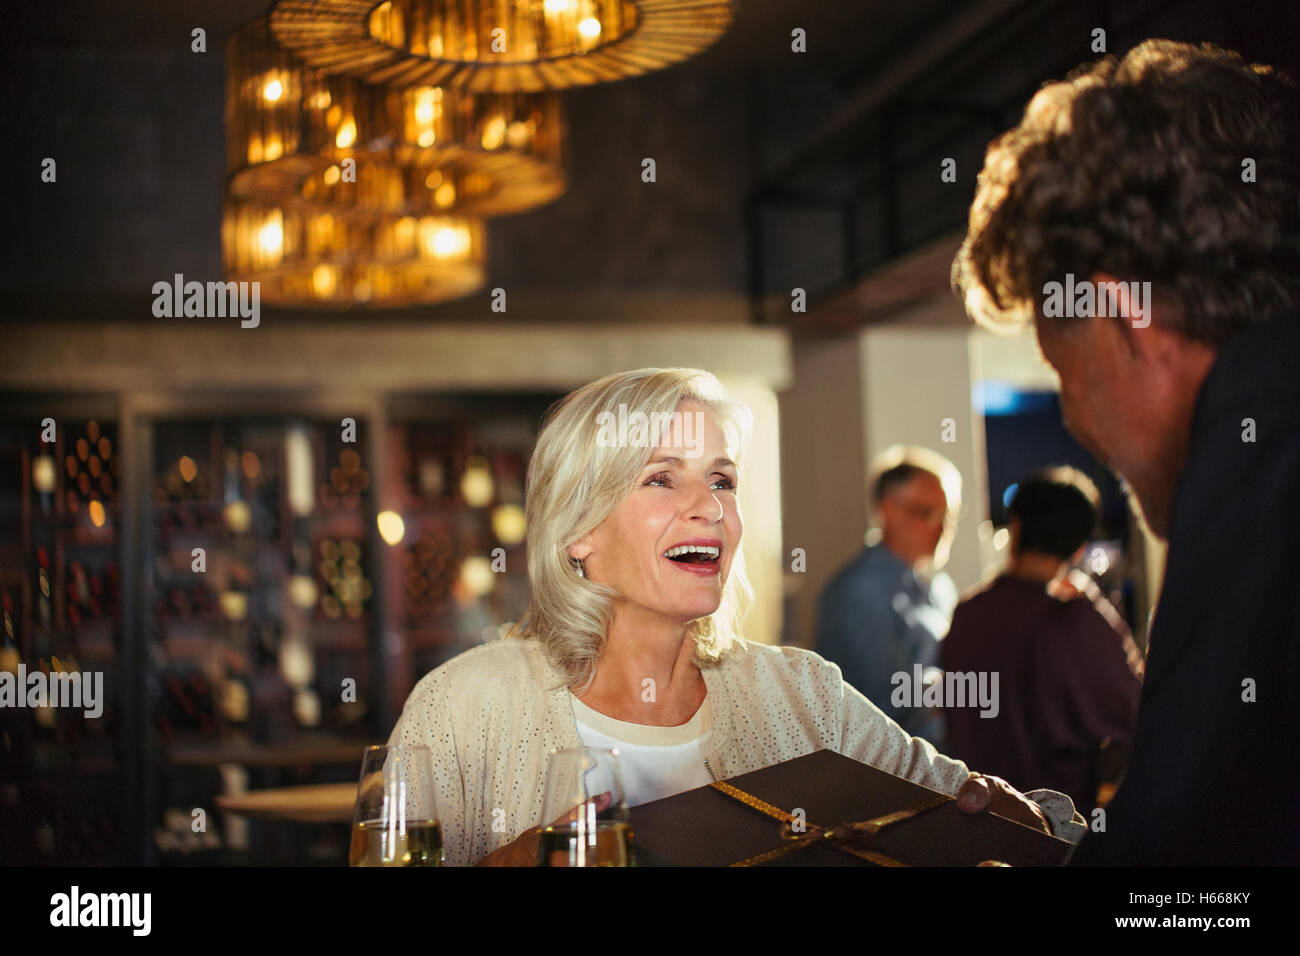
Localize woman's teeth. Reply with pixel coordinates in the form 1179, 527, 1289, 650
663, 545, 721, 562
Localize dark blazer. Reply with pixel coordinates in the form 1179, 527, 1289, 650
1070, 311, 1300, 865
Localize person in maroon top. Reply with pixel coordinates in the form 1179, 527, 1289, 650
942, 467, 1143, 815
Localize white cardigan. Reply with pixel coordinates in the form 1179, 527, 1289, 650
387, 636, 1082, 865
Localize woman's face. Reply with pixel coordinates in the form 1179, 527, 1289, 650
572, 401, 742, 626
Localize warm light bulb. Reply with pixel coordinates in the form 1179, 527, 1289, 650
491, 504, 526, 545
544, 0, 572, 12
394, 217, 417, 248
294, 689, 321, 726
178, 456, 198, 483
480, 116, 506, 151
288, 575, 318, 609
335, 118, 357, 149
460, 458, 494, 507
459, 555, 495, 597
506, 121, 530, 149
32, 455, 56, 494
433, 182, 456, 208
323, 164, 341, 185
223, 501, 252, 533
578, 17, 602, 39
263, 77, 283, 102
220, 591, 249, 622
413, 90, 436, 124
257, 215, 284, 258
88, 500, 107, 528
431, 226, 466, 258
280, 636, 314, 686
377, 510, 406, 545
312, 264, 338, 298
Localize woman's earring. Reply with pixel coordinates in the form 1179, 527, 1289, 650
576, 559, 586, 578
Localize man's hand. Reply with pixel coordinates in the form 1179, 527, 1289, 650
476, 827, 540, 867
955, 773, 1052, 835
474, 791, 614, 867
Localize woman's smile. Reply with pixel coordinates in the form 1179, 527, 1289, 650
660, 537, 723, 576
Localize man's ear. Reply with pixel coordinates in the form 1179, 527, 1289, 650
1089, 271, 1165, 365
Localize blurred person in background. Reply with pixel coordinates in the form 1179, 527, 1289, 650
815, 447, 962, 748
942, 466, 1144, 815
954, 39, 1300, 863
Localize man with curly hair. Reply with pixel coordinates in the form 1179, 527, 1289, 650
953, 39, 1300, 864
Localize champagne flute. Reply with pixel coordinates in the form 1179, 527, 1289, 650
349, 745, 443, 867
536, 747, 635, 867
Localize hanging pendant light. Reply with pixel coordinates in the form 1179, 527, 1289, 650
222, 199, 487, 308
226, 17, 566, 219
294, 85, 566, 218
268, 0, 736, 92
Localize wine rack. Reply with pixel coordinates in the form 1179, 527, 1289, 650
2, 391, 561, 864
387, 396, 549, 681
0, 415, 124, 865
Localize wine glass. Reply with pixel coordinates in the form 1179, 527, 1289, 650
536, 747, 635, 867
349, 744, 443, 867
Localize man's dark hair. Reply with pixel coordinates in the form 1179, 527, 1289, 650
873, 463, 930, 507
868, 446, 962, 513
953, 39, 1300, 347
1008, 466, 1101, 559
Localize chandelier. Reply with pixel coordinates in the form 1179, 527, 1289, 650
223, 3, 733, 307
226, 18, 566, 219
224, 17, 568, 308
223, 200, 486, 308
268, 0, 736, 92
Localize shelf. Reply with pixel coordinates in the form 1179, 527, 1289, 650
162, 733, 369, 768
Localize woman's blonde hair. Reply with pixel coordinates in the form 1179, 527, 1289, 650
510, 368, 754, 690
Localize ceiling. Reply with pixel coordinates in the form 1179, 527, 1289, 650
3, 0, 1297, 326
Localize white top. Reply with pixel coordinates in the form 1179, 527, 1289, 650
568, 692, 715, 808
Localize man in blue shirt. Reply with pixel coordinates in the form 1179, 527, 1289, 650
815, 448, 961, 747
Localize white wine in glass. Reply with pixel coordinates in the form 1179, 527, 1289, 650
349, 744, 443, 867
537, 747, 635, 867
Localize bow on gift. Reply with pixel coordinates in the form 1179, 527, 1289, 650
708, 780, 952, 867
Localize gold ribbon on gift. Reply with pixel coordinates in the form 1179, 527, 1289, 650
708, 779, 952, 867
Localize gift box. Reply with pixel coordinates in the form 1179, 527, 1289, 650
627, 749, 1072, 866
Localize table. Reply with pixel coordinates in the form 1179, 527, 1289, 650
216, 782, 357, 823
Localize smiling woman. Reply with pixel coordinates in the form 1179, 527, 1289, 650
387, 368, 1084, 865
521, 370, 753, 695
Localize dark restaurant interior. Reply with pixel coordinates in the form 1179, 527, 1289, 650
2, 0, 1298, 875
